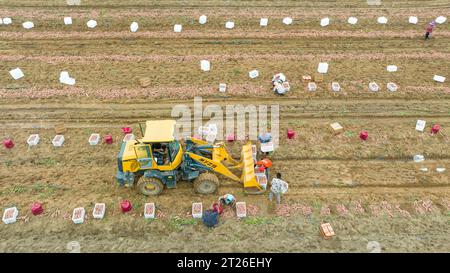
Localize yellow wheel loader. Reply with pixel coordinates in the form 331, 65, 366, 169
116, 120, 269, 196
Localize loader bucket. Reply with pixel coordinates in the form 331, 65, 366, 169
241, 143, 265, 194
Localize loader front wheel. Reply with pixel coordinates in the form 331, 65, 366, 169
194, 173, 219, 194
137, 177, 164, 196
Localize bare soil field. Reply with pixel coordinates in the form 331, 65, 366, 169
0, 0, 449, 252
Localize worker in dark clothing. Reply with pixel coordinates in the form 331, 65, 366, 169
425, 21, 436, 40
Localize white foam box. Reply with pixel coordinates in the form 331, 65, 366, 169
249, 70, 259, 79
72, 207, 85, 224
123, 133, 135, 142
174, 24, 182, 32
200, 60, 210, 71
387, 82, 398, 92
199, 15, 207, 25
192, 202, 203, 219
317, 62, 329, 73
219, 83, 227, 92
256, 173, 268, 190
433, 75, 446, 83
225, 21, 234, 29
52, 135, 65, 147
282, 17, 292, 25
27, 134, 40, 146
9, 68, 24, 80
369, 82, 379, 92
235, 202, 247, 218
92, 203, 105, 219
64, 17, 72, 25
308, 82, 317, 91
260, 18, 268, 26
330, 122, 343, 134
260, 141, 274, 153
408, 16, 418, 24
88, 133, 100, 145
331, 82, 340, 92
144, 203, 155, 219
415, 120, 426, 132
2, 207, 19, 225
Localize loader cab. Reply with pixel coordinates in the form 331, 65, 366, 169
117, 120, 183, 174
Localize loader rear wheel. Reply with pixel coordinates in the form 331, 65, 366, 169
137, 177, 164, 196
194, 173, 219, 194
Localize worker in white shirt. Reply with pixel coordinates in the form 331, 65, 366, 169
269, 173, 288, 204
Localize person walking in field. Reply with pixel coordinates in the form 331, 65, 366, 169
425, 21, 436, 40
268, 173, 289, 204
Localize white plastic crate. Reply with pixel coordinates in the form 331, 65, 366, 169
199, 15, 207, 25
219, 83, 227, 92
308, 82, 317, 91
331, 82, 340, 92
260, 141, 274, 153
348, 17, 358, 25
27, 134, 40, 146
320, 17, 330, 27
413, 154, 424, 162
174, 24, 182, 32
9, 68, 24, 80
2, 207, 18, 225
192, 202, 203, 219
435, 16, 447, 24
205, 132, 217, 143
260, 18, 268, 26
317, 62, 329, 74
88, 133, 100, 145
433, 75, 446, 83
377, 16, 388, 24
282, 17, 292, 25
3, 17, 12, 25
92, 203, 105, 219
200, 60, 210, 71
415, 120, 426, 132
72, 207, 85, 224
64, 17, 72, 25
408, 16, 418, 24
387, 82, 398, 92
130, 22, 139, 32
123, 133, 135, 142
144, 203, 155, 219
369, 82, 379, 92
236, 202, 247, 218
52, 135, 65, 147
225, 21, 234, 29
330, 122, 343, 134
252, 144, 257, 162
256, 173, 268, 190
387, 65, 397, 72
249, 70, 259, 79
